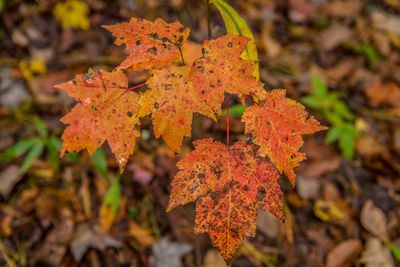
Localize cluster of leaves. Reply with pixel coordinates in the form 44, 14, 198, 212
56, 11, 326, 263
302, 75, 359, 159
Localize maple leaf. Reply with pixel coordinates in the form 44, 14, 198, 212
242, 89, 327, 185
189, 33, 265, 115
56, 70, 140, 171
103, 17, 190, 71
167, 138, 283, 263
139, 66, 216, 152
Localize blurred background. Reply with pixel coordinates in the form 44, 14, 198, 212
1, 0, 400, 266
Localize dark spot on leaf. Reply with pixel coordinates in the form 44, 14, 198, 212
202, 48, 205, 55
136, 40, 141, 46
147, 46, 158, 55
257, 188, 266, 202
149, 32, 159, 40
161, 37, 168, 43
127, 112, 133, 117
179, 27, 185, 33
198, 173, 205, 178
228, 42, 232, 47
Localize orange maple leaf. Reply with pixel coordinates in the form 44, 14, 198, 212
189, 33, 264, 115
167, 138, 283, 263
103, 18, 190, 70
139, 66, 216, 152
242, 90, 327, 185
56, 70, 140, 170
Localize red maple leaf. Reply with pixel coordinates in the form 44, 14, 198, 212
242, 89, 327, 185
167, 138, 283, 263
103, 18, 190, 70
56, 70, 140, 170
189, 33, 264, 115
139, 66, 216, 152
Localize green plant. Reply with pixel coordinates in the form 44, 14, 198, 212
0, 116, 69, 173
302, 75, 360, 159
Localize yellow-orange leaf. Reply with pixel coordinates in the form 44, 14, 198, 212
167, 138, 283, 263
242, 90, 327, 185
189, 33, 264, 115
139, 66, 216, 152
56, 70, 140, 171
103, 17, 190, 70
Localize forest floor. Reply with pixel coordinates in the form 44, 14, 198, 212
1, 0, 400, 266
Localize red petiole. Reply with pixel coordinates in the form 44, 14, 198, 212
120, 82, 146, 97
226, 96, 230, 146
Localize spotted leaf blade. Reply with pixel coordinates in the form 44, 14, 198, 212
167, 138, 283, 263
103, 18, 190, 71
139, 66, 216, 152
189, 33, 264, 115
242, 90, 327, 185
56, 70, 140, 171
210, 0, 260, 80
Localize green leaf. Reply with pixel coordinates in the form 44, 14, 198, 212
20, 142, 44, 174
332, 101, 355, 120
45, 140, 59, 170
0, 138, 38, 163
301, 96, 322, 109
66, 151, 81, 162
325, 126, 341, 143
222, 104, 245, 117
311, 75, 328, 98
362, 44, 379, 65
352, 43, 379, 65
210, 0, 259, 80
343, 123, 360, 137
129, 207, 138, 219
103, 175, 121, 216
0, 0, 4, 12
48, 136, 62, 151
387, 242, 400, 262
339, 133, 355, 159
33, 116, 48, 137
324, 92, 340, 105
325, 112, 343, 126
91, 148, 109, 183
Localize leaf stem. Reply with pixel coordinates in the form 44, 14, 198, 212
120, 83, 146, 97
226, 96, 230, 146
207, 0, 211, 38
128, 83, 146, 91
246, 96, 260, 105
178, 46, 185, 65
